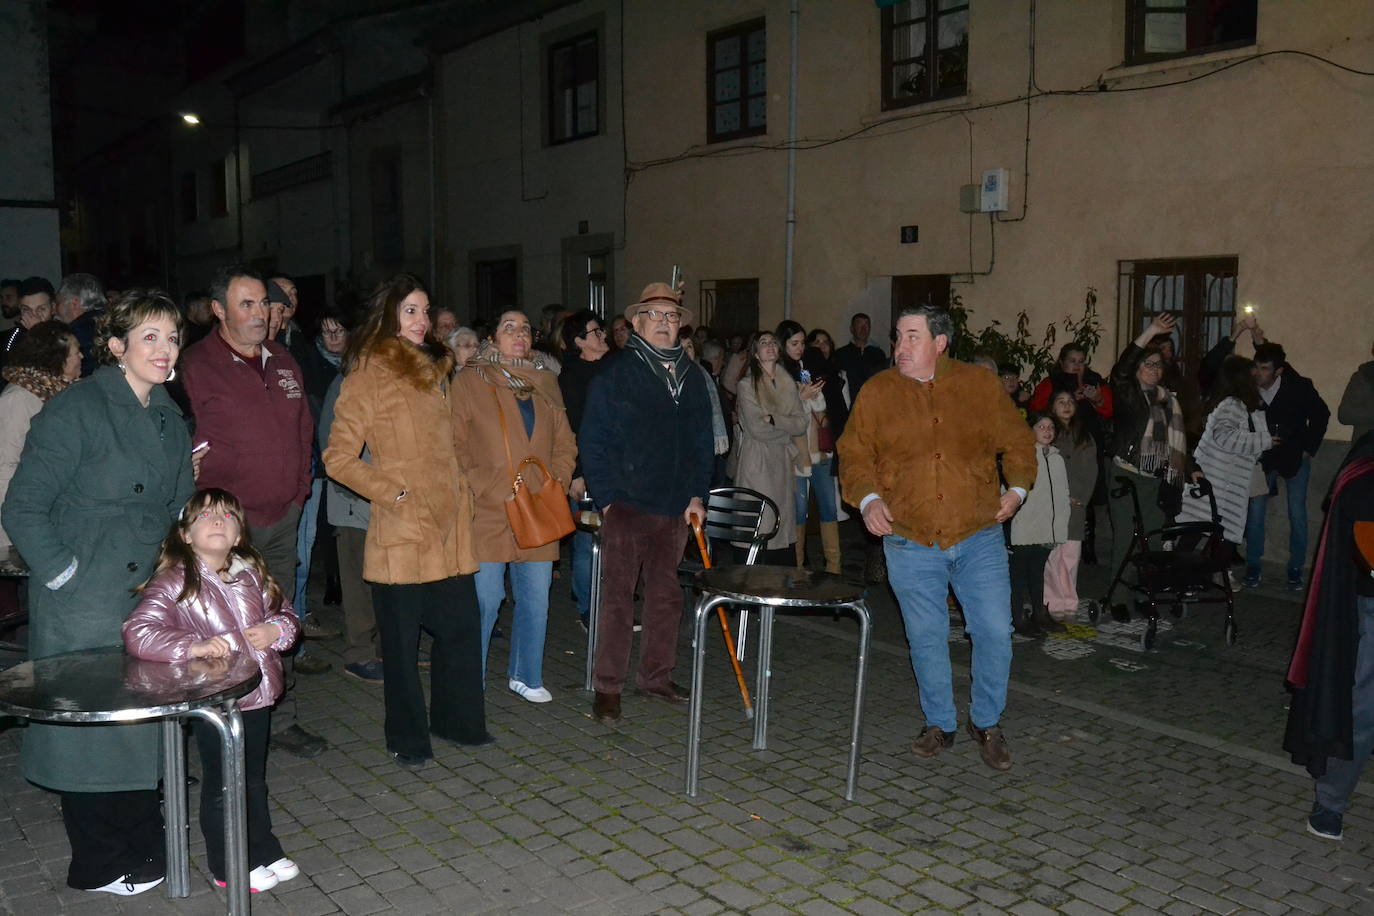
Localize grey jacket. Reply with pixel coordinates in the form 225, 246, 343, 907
320, 373, 370, 529
2, 366, 194, 791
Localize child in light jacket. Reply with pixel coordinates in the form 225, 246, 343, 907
124, 488, 301, 894
1009, 413, 1070, 636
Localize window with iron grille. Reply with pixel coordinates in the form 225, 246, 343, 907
707, 19, 766, 144
549, 31, 599, 144
1119, 256, 1238, 379
1125, 0, 1256, 66
881, 0, 969, 111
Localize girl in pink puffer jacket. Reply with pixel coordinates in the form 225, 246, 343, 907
123, 488, 301, 894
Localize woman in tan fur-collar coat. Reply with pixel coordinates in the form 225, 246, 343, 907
323, 274, 491, 768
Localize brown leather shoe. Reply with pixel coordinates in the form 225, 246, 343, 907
966, 722, 1013, 771
911, 725, 955, 759
634, 681, 690, 705
592, 691, 621, 723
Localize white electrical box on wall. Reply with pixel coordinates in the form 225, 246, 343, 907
981, 168, 1009, 213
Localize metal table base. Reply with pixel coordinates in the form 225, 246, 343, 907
684, 567, 871, 801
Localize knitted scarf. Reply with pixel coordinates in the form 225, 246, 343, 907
1135, 384, 1188, 483
623, 332, 691, 403
1, 365, 72, 401
466, 342, 562, 405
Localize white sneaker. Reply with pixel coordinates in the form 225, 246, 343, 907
89, 875, 164, 896
215, 865, 279, 892
508, 679, 553, 703
266, 857, 300, 882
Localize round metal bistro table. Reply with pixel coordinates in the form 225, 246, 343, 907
0, 646, 261, 915
685, 566, 871, 801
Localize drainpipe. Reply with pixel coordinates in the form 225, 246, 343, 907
782, 0, 799, 319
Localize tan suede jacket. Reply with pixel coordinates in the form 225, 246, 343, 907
838, 356, 1036, 547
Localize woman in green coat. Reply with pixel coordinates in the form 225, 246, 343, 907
2, 290, 194, 896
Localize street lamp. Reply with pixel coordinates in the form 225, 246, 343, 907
180, 112, 201, 126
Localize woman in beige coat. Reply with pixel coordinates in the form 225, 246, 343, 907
730, 331, 809, 562
322, 274, 490, 769
452, 310, 577, 703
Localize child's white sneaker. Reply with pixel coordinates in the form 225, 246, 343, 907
88, 874, 164, 896
266, 857, 300, 882
215, 865, 279, 892
509, 679, 553, 703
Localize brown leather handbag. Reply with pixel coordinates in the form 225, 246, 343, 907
493, 389, 574, 549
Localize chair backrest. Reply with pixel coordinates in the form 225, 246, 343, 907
702, 487, 780, 566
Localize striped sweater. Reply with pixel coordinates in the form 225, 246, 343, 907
1178, 397, 1272, 542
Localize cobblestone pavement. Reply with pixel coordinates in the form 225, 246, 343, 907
3, 522, 1372, 914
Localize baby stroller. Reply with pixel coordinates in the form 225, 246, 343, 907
1094, 474, 1237, 650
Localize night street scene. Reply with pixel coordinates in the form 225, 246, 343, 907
3, 0, 1374, 913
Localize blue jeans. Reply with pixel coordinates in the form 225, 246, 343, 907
293, 478, 323, 619
475, 560, 553, 688
794, 457, 839, 525
569, 498, 593, 621
1316, 596, 1374, 814
1244, 455, 1311, 578
884, 524, 1013, 732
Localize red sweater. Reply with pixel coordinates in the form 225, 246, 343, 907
180, 330, 312, 526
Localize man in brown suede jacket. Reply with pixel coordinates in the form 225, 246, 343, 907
839, 305, 1034, 771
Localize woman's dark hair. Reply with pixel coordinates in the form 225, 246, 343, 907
558, 308, 600, 355
1048, 387, 1093, 447
343, 273, 449, 370
96, 288, 182, 366
7, 320, 75, 376
1213, 355, 1263, 412
774, 319, 806, 382
138, 488, 284, 613
805, 328, 834, 354
1057, 342, 1086, 364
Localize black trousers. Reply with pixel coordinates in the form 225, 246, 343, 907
1010, 544, 1052, 615
192, 706, 282, 881
371, 575, 487, 758
60, 788, 164, 890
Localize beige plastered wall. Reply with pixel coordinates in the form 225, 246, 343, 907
623, 0, 1374, 441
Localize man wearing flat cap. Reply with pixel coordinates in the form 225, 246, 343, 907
579, 282, 714, 723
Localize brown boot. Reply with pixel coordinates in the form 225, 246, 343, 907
911, 725, 955, 759
966, 722, 1013, 771
592, 691, 621, 723
794, 525, 808, 568
820, 521, 841, 575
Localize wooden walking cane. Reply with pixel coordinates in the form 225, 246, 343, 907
690, 514, 754, 719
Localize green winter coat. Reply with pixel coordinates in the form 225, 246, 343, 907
2, 366, 194, 792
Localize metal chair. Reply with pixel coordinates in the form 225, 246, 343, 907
678, 487, 780, 658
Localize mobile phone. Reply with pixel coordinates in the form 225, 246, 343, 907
799, 369, 812, 385
192, 441, 211, 454
670, 264, 682, 289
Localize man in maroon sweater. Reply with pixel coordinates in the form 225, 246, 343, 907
180, 264, 325, 758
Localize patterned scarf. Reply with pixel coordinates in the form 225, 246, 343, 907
1, 366, 72, 401
1136, 384, 1188, 483
624, 332, 691, 403
466, 342, 561, 404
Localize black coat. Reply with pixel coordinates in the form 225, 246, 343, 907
1258, 366, 1330, 478
1283, 442, 1374, 777
579, 350, 713, 516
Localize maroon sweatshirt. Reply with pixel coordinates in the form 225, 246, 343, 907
180, 329, 312, 527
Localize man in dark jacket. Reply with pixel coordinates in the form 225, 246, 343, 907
557, 308, 610, 630
834, 312, 888, 399
1244, 342, 1331, 590
181, 264, 326, 757
579, 283, 712, 724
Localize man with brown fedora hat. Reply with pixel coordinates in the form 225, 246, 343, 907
578, 281, 712, 723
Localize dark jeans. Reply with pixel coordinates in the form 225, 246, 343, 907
193, 706, 282, 880
251, 504, 302, 733
60, 789, 164, 889
1010, 544, 1051, 614
1316, 596, 1374, 814
371, 575, 487, 758
595, 503, 688, 694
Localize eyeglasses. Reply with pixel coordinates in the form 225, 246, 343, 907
585, 327, 606, 337
1140, 360, 1163, 369
321, 327, 347, 337
642, 309, 682, 324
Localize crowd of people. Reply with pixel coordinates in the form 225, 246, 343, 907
1, 264, 1372, 894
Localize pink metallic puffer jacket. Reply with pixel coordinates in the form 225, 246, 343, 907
123, 558, 299, 712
